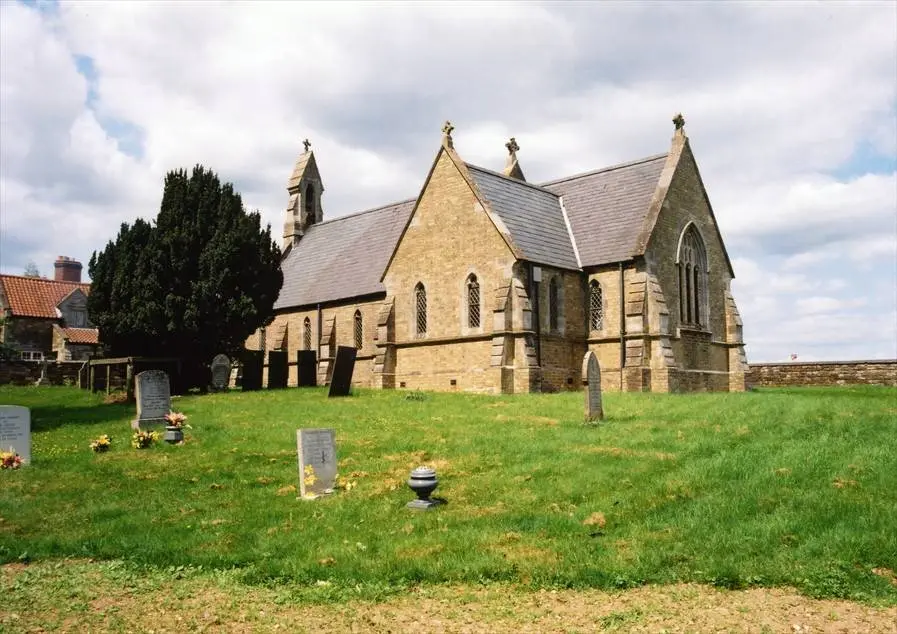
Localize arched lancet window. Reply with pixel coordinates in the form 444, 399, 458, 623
466, 274, 480, 328
414, 282, 427, 336
678, 224, 708, 328
548, 277, 559, 332
589, 280, 603, 331
354, 310, 363, 350
304, 183, 315, 223
303, 317, 312, 350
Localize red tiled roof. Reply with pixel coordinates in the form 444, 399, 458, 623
58, 327, 100, 345
0, 274, 91, 319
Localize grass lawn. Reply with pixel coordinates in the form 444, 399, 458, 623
1, 385, 895, 608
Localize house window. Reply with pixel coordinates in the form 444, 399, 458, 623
414, 282, 427, 336
20, 351, 44, 361
589, 280, 603, 331
303, 317, 312, 350
678, 224, 708, 328
467, 274, 480, 328
548, 277, 559, 331
354, 310, 363, 350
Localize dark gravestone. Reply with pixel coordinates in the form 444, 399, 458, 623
582, 350, 604, 422
267, 350, 288, 389
297, 350, 317, 387
210, 354, 231, 391
328, 346, 357, 397
241, 351, 264, 391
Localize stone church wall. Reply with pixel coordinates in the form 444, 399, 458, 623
643, 142, 741, 390
748, 360, 897, 388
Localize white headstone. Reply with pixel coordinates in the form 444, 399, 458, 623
582, 351, 603, 422
134, 370, 171, 427
297, 428, 338, 499
0, 405, 31, 464
210, 354, 231, 390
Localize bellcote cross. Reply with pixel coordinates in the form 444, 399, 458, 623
303, 138, 311, 153
672, 113, 685, 131
506, 137, 520, 155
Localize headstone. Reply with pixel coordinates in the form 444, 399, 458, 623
296, 428, 338, 499
0, 406, 31, 465
582, 351, 604, 422
241, 350, 264, 391
297, 350, 317, 387
35, 360, 49, 386
328, 346, 357, 397
210, 354, 231, 391
267, 350, 288, 389
134, 370, 171, 429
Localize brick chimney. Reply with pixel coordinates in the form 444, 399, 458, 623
54, 256, 82, 283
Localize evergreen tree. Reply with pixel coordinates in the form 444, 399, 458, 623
88, 166, 282, 385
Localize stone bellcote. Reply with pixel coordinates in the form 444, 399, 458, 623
283, 138, 324, 250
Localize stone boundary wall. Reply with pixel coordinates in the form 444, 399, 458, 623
747, 360, 897, 388
0, 360, 86, 386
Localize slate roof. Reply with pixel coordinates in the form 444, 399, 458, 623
466, 165, 580, 271
0, 275, 91, 319
276, 151, 670, 308
274, 199, 415, 309
541, 154, 668, 267
57, 327, 100, 345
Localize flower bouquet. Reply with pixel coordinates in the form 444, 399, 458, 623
132, 429, 160, 449
90, 434, 112, 453
1, 449, 23, 470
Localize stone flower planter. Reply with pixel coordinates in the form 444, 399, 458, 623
407, 466, 442, 510
163, 426, 184, 444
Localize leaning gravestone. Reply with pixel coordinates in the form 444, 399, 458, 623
133, 370, 171, 429
241, 350, 264, 391
267, 350, 288, 389
210, 354, 231, 391
328, 346, 357, 397
297, 350, 317, 387
582, 351, 604, 422
0, 405, 31, 464
296, 428, 337, 499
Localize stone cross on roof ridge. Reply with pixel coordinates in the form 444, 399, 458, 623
505, 137, 520, 155
672, 113, 685, 131
303, 138, 311, 153
441, 121, 455, 148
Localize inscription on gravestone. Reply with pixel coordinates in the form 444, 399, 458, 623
241, 350, 264, 391
0, 405, 31, 464
328, 346, 357, 397
582, 351, 603, 422
134, 370, 171, 428
210, 354, 231, 391
267, 350, 288, 389
296, 428, 338, 499
297, 350, 317, 387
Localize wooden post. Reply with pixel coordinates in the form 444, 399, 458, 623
126, 362, 134, 401
106, 365, 111, 395
89, 363, 96, 393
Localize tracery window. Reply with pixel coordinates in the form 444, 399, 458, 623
354, 310, 363, 350
466, 274, 481, 328
548, 277, 559, 332
303, 317, 312, 350
414, 282, 427, 336
589, 280, 603, 331
678, 224, 708, 328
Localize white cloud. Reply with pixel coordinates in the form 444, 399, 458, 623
1, 0, 895, 361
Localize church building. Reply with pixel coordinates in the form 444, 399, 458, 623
249, 116, 748, 393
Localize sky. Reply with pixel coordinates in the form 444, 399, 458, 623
1, 0, 895, 363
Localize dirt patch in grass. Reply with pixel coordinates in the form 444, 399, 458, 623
582, 445, 677, 461
3, 561, 896, 633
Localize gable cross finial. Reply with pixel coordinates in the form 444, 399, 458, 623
442, 120, 454, 148
505, 137, 520, 155
303, 138, 311, 153
672, 113, 685, 131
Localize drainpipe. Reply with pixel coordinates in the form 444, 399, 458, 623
619, 262, 626, 369
316, 303, 322, 355
531, 262, 542, 367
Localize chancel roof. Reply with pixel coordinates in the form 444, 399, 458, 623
275, 150, 669, 309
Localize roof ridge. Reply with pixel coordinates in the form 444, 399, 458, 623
465, 163, 559, 196
0, 273, 89, 286
539, 152, 669, 187
311, 197, 416, 229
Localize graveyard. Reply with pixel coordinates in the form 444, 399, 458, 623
1, 381, 896, 629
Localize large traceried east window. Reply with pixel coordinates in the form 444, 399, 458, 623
414, 282, 427, 336
589, 280, 604, 331
466, 274, 481, 328
678, 224, 709, 328
548, 277, 559, 332
303, 317, 312, 350
354, 310, 363, 350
